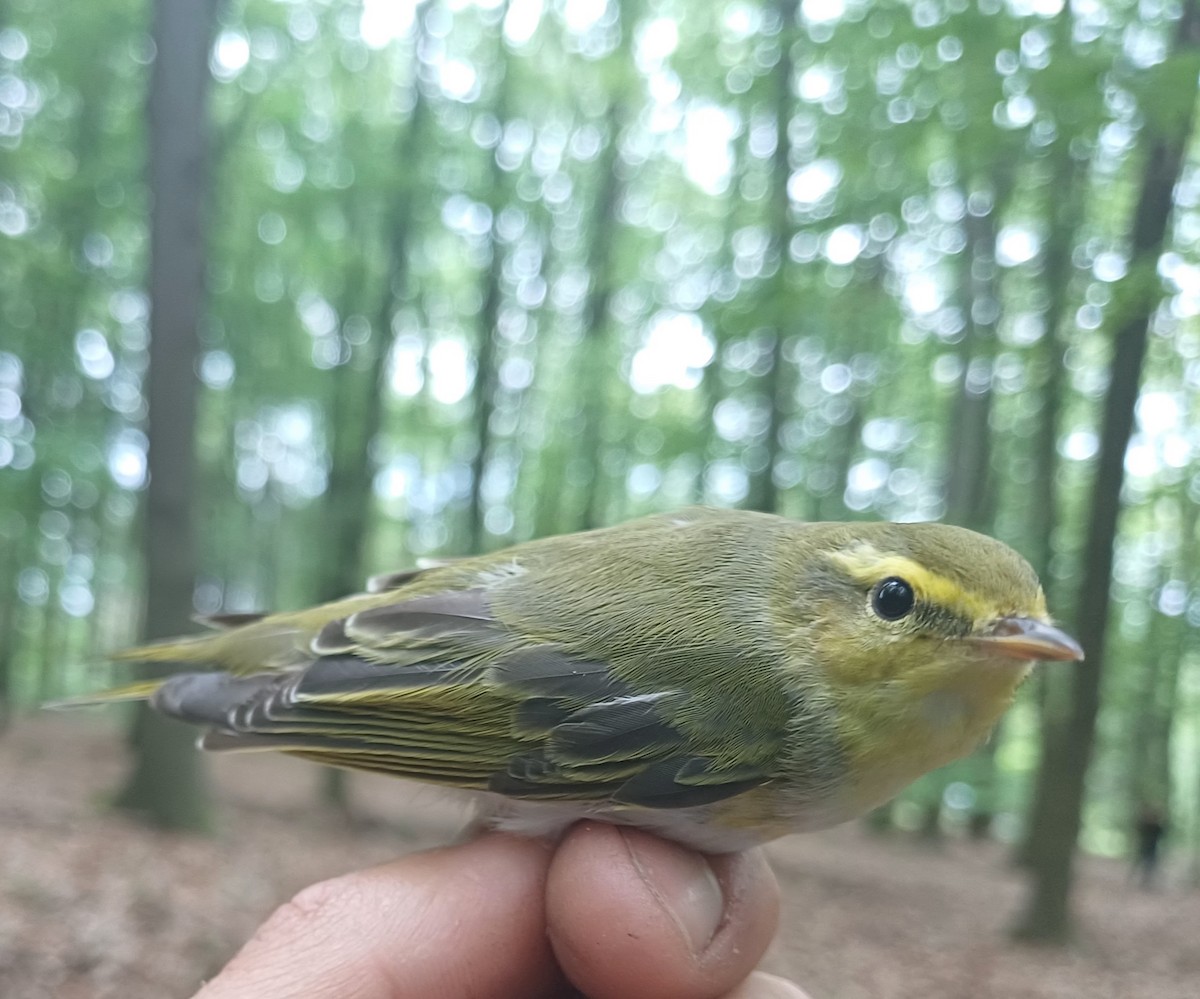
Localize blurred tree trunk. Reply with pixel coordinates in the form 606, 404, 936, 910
1129, 494, 1197, 815
318, 311, 379, 812
467, 280, 500, 551
508, 196, 560, 541
37, 548, 67, 705
1026, 151, 1088, 586
316, 21, 432, 811
576, 101, 626, 530
934, 168, 1011, 838
322, 74, 429, 603
1027, 334, 1065, 583
1193, 773, 1200, 886
1141, 622, 1185, 815
1014, 27, 1092, 863
693, 352, 726, 505
0, 511, 19, 730
572, 0, 643, 531
467, 16, 513, 555
0, 465, 40, 728
1127, 563, 1168, 817
747, 333, 787, 514
84, 481, 123, 660
1014, 0, 1200, 939
1190, 695, 1200, 885
813, 386, 862, 522
1020, 0, 1089, 583
745, 0, 797, 515
693, 129, 748, 506
113, 0, 220, 831
942, 176, 1009, 533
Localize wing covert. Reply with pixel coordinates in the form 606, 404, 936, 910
155, 585, 790, 809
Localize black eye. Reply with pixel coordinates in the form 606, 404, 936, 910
872, 577, 915, 620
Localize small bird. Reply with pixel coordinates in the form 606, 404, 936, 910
72, 508, 1081, 852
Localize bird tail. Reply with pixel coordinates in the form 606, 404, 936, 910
45, 634, 217, 709
47, 679, 168, 708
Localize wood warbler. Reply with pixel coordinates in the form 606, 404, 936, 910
70, 508, 1081, 852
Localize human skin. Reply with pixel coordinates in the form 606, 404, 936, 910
192, 822, 808, 999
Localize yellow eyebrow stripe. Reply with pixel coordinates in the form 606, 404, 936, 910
828, 546, 992, 622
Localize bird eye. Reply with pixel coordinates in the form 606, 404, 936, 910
872, 577, 915, 620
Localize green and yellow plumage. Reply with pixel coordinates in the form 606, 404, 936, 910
69, 508, 1081, 851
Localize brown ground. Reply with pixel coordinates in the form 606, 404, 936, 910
2, 716, 1197, 999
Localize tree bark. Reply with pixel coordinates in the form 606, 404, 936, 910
322, 17, 431, 603
113, 0, 221, 831
746, 0, 797, 515
315, 18, 433, 812
467, 20, 513, 554
1014, 0, 1200, 938
1130, 494, 1197, 814
1026, 146, 1088, 585
942, 181, 1007, 533
1014, 6, 1093, 864
0, 512, 18, 730
942, 174, 1015, 834
576, 101, 626, 531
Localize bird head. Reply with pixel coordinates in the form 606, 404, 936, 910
779, 522, 1082, 700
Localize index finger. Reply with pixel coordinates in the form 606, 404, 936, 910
194, 832, 562, 999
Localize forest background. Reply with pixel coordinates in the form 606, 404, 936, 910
2, 0, 1200, 985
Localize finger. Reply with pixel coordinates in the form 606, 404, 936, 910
545, 823, 781, 999
721, 971, 813, 999
194, 832, 562, 999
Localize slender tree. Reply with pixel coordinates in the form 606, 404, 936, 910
113, 0, 221, 830
467, 5, 514, 554
576, 101, 629, 530
1015, 0, 1200, 940
942, 176, 1011, 533
314, 13, 434, 809
745, 0, 798, 515
1014, 5, 1098, 866
1130, 492, 1198, 815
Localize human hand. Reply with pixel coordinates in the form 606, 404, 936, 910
193, 821, 808, 999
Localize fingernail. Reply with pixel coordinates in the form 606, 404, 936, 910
619, 828, 724, 954
734, 972, 813, 999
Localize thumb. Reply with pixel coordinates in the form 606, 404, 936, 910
545, 823, 782, 999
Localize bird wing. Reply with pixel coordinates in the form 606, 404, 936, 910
152, 585, 786, 809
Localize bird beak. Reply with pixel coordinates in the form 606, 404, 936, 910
970, 617, 1084, 662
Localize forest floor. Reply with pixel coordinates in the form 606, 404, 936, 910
2, 716, 1198, 999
